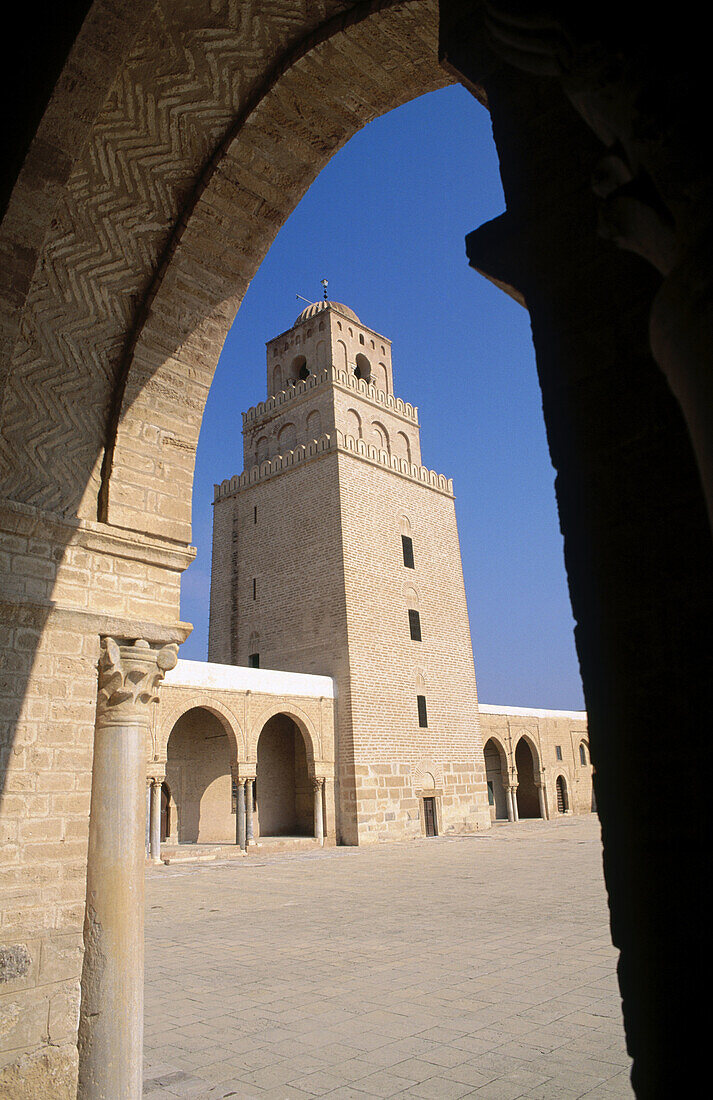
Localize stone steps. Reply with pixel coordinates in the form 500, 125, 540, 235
156, 835, 329, 865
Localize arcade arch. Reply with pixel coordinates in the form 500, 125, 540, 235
483, 737, 509, 821
165, 707, 235, 844
514, 737, 543, 820
255, 714, 313, 837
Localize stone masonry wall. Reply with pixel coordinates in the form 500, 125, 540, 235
336, 452, 491, 842
0, 500, 191, 1095
479, 709, 593, 818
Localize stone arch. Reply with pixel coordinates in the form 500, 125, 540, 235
402, 582, 420, 608
288, 355, 308, 383
336, 339, 349, 371
394, 431, 411, 463
374, 362, 389, 393
158, 696, 245, 764
277, 421, 297, 451
483, 736, 509, 821
164, 706, 236, 844
247, 701, 320, 766
255, 435, 269, 465
306, 409, 322, 438
346, 408, 363, 438
555, 774, 570, 814
354, 352, 371, 382
254, 712, 313, 838
513, 733, 542, 819
413, 759, 443, 791
371, 420, 390, 454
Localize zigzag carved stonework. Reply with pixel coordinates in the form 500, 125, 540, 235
0, 0, 357, 516
0, 1, 450, 540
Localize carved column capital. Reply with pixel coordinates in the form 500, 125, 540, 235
97, 638, 178, 728
311, 776, 325, 792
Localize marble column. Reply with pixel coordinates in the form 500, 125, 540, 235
77, 638, 177, 1100
536, 778, 548, 820
505, 786, 515, 823
313, 777, 324, 844
149, 777, 163, 863
145, 778, 151, 857
512, 783, 520, 822
235, 775, 246, 850
245, 778, 255, 845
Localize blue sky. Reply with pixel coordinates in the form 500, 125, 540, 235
180, 84, 585, 711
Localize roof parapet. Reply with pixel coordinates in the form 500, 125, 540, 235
214, 431, 453, 501
242, 366, 418, 427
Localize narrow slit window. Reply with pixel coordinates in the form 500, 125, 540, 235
252, 578, 256, 600
555, 745, 563, 761
417, 694, 428, 728
402, 535, 415, 569
254, 505, 257, 524
408, 609, 421, 641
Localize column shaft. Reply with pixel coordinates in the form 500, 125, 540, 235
77, 638, 176, 1100
314, 780, 324, 843
145, 780, 151, 856
236, 780, 246, 850
150, 780, 162, 863
246, 779, 254, 844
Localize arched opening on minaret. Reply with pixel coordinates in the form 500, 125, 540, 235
255, 715, 312, 837
354, 353, 371, 382
289, 354, 309, 382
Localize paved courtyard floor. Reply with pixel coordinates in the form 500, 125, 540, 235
144, 815, 633, 1099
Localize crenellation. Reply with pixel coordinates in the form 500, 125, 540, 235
213, 430, 453, 502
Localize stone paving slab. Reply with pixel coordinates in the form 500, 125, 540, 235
144, 815, 633, 1098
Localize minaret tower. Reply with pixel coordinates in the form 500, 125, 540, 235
209, 299, 490, 843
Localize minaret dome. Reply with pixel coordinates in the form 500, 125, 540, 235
294, 299, 360, 325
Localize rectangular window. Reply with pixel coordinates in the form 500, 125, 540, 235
487, 780, 494, 806
248, 653, 259, 668
253, 577, 256, 600
408, 609, 421, 641
417, 694, 428, 728
402, 534, 415, 569
555, 745, 563, 761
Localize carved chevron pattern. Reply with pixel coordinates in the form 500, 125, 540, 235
0, 0, 353, 513
0, 1, 444, 520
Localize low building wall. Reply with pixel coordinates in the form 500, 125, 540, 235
479, 705, 593, 819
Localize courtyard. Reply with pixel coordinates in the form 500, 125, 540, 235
143, 815, 632, 1099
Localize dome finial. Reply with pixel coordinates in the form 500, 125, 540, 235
321, 277, 328, 301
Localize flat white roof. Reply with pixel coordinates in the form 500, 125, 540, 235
479, 703, 587, 720
164, 659, 335, 699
